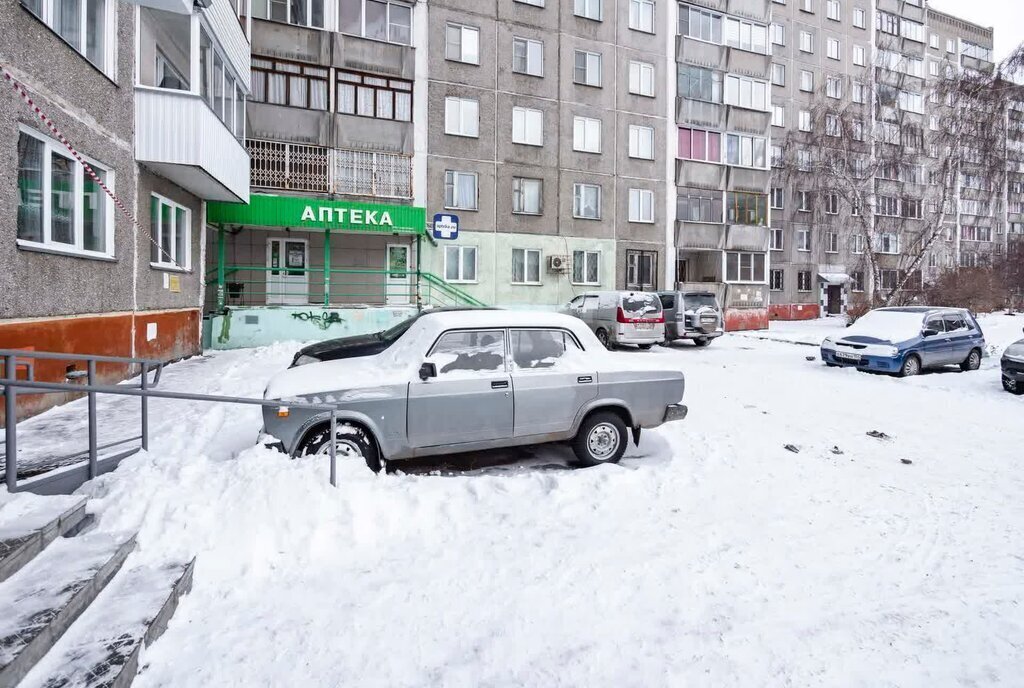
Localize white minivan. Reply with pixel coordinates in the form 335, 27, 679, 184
564, 291, 665, 349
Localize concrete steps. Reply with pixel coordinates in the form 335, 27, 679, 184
0, 499, 195, 688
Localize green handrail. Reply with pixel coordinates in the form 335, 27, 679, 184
419, 272, 486, 307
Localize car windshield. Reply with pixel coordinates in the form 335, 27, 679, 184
845, 310, 926, 342
1005, 340, 1024, 359
622, 293, 661, 317
684, 294, 717, 310
376, 314, 420, 342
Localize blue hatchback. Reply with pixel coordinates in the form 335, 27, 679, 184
821, 307, 985, 377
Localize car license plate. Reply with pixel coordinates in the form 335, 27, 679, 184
634, 323, 653, 330
835, 350, 860, 361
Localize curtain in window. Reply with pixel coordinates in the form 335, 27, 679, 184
150, 196, 161, 263
289, 0, 305, 25
85, 0, 105, 66
310, 79, 328, 110
56, 0, 81, 50
365, 0, 387, 40
462, 248, 477, 281
455, 174, 476, 209
175, 207, 187, 267
83, 170, 105, 252
586, 254, 598, 283
395, 92, 412, 121
376, 90, 393, 119
389, 3, 411, 44
339, 0, 360, 33
512, 250, 526, 283
337, 83, 355, 113
357, 86, 374, 116
445, 246, 460, 281
16, 134, 44, 242
290, 76, 308, 107
50, 153, 75, 245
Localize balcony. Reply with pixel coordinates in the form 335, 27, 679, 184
727, 166, 770, 193
725, 106, 770, 135
676, 159, 727, 190
676, 36, 726, 69
248, 139, 413, 199
677, 98, 726, 130
961, 54, 995, 74
135, 88, 250, 202
726, 48, 770, 80
725, 0, 770, 23
676, 222, 725, 250
725, 224, 770, 251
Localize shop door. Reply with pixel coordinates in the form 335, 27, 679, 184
827, 285, 843, 314
386, 244, 411, 305
266, 238, 309, 305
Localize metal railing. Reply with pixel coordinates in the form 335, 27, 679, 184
1, 350, 346, 495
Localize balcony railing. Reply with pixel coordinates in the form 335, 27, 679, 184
247, 139, 413, 199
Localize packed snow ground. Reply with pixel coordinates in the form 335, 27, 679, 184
2, 313, 1024, 687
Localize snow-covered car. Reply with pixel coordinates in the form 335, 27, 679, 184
262, 310, 688, 471
289, 307, 498, 367
1001, 331, 1024, 394
657, 290, 724, 347
820, 307, 985, 377
563, 291, 665, 349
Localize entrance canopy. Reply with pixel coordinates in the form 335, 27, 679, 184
818, 272, 851, 285
207, 193, 427, 236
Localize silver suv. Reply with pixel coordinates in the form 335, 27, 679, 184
657, 291, 724, 347
563, 291, 665, 349
262, 311, 687, 471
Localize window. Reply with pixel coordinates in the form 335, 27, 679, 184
253, 58, 329, 110
898, 90, 924, 114
252, 0, 324, 27
852, 45, 866, 66
516, 0, 545, 6
573, 183, 602, 219
725, 133, 767, 168
512, 107, 544, 146
678, 4, 722, 43
797, 151, 813, 171
512, 177, 543, 214
826, 0, 840, 20
800, 70, 814, 92
876, 10, 898, 36
770, 269, 784, 290
798, 271, 812, 291
853, 7, 865, 28
443, 245, 477, 282
725, 252, 766, 282
678, 65, 722, 103
770, 23, 785, 46
726, 192, 767, 226
826, 38, 840, 60
573, 116, 602, 153
676, 187, 723, 223
629, 61, 655, 97
797, 228, 811, 251
629, 125, 655, 160
573, 50, 602, 87
16, 129, 114, 258
947, 38, 954, 53
801, 0, 814, 10
770, 227, 784, 250
800, 31, 814, 53
335, 69, 411, 120
962, 225, 993, 242
929, 33, 939, 49
770, 187, 784, 209
444, 97, 479, 137
510, 330, 583, 370
574, 0, 602, 20
798, 110, 811, 132
771, 63, 786, 86
824, 193, 838, 214
879, 269, 899, 289
334, 150, 412, 198
797, 190, 811, 211
511, 249, 542, 284
876, 232, 899, 254
149, 194, 190, 269
629, 0, 655, 33
678, 127, 721, 163
825, 114, 841, 137
512, 37, 544, 76
824, 232, 838, 253
901, 19, 923, 43
724, 17, 768, 54
572, 250, 600, 284
851, 271, 864, 291
446, 23, 479, 64
771, 105, 785, 127
629, 188, 655, 223
851, 234, 864, 253
337, 0, 411, 44
24, 0, 113, 73
826, 76, 842, 99
626, 251, 657, 290
771, 145, 783, 167
724, 75, 769, 111
444, 170, 478, 210
852, 118, 864, 141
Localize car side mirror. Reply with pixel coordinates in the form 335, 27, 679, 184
419, 362, 437, 381
922, 328, 939, 337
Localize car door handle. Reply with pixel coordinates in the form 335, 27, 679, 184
491, 380, 509, 389
577, 375, 593, 384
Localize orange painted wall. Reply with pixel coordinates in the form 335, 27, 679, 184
725, 308, 769, 331
769, 304, 821, 321
0, 309, 199, 426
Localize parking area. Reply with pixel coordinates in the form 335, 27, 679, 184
3, 315, 1023, 687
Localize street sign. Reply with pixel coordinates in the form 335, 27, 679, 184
432, 213, 459, 240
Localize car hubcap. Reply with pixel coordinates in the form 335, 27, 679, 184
587, 423, 620, 460
906, 359, 919, 375
970, 352, 980, 368
316, 438, 363, 459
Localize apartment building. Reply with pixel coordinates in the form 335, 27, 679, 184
767, 0, 1004, 319
421, 0, 670, 308
1, 0, 250, 420
674, 0, 774, 329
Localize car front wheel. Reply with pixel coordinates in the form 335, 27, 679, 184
298, 423, 383, 473
898, 354, 921, 378
595, 329, 613, 350
571, 411, 629, 467
960, 348, 982, 372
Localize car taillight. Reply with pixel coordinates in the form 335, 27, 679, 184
616, 307, 629, 324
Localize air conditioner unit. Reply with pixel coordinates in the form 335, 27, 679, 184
548, 255, 568, 273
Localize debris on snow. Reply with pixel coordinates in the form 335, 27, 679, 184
830, 446, 844, 455
901, 458, 913, 465
867, 430, 892, 440
784, 444, 800, 453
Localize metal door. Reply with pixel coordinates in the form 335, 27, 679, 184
385, 243, 411, 305
919, 314, 950, 366
407, 329, 513, 448
509, 329, 598, 437
266, 238, 309, 305
943, 312, 974, 364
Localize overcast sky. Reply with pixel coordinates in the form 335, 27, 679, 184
927, 0, 1023, 63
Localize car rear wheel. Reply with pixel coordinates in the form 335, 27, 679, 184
299, 423, 383, 473
638, 343, 654, 350
1003, 377, 1024, 395
595, 328, 613, 350
571, 412, 628, 467
899, 354, 921, 378
960, 348, 982, 372
693, 337, 710, 347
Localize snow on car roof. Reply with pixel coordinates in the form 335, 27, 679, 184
418, 309, 587, 331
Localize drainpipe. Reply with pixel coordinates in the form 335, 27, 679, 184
324, 229, 331, 307
216, 224, 226, 312
416, 232, 422, 310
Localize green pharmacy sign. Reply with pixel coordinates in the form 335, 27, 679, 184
207, 194, 427, 235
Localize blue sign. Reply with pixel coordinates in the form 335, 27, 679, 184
432, 213, 459, 240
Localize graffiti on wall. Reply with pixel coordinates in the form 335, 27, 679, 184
291, 311, 345, 330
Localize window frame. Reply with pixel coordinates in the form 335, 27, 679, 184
797, 270, 812, 292
511, 248, 543, 285
628, 0, 655, 33
628, 124, 655, 160
769, 268, 784, 291
573, 183, 602, 220
512, 176, 543, 215
512, 36, 545, 77
253, 57, 330, 112
252, 0, 325, 29
573, 116, 602, 153
149, 192, 192, 270
628, 187, 655, 223
337, 0, 412, 45
626, 249, 658, 290
797, 228, 811, 252
574, 0, 602, 20
444, 96, 480, 137
22, 0, 116, 76
445, 22, 480, 64
511, 106, 544, 146
443, 245, 479, 283
724, 251, 767, 283
573, 49, 603, 87
571, 249, 601, 285
444, 170, 479, 210
335, 68, 412, 121
628, 60, 655, 97
799, 30, 814, 53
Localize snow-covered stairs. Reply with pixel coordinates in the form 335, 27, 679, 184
0, 499, 194, 688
